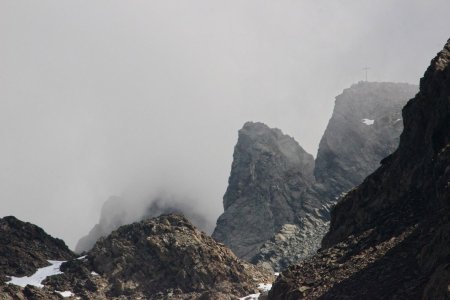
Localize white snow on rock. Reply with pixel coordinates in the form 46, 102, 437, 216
76, 255, 87, 260
257, 283, 272, 292
91, 271, 99, 276
240, 281, 274, 299
239, 293, 260, 300
56, 290, 74, 297
6, 260, 65, 288
361, 118, 375, 125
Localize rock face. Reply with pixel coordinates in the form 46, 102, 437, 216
269, 39, 450, 299
251, 220, 329, 272
212, 122, 318, 261
75, 196, 211, 253
2, 214, 272, 299
213, 82, 417, 272
44, 214, 273, 299
0, 216, 75, 284
314, 81, 418, 199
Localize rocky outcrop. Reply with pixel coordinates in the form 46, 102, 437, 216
212, 122, 319, 261
3, 214, 272, 299
0, 216, 75, 284
314, 81, 418, 199
75, 195, 211, 253
269, 39, 450, 299
43, 214, 273, 299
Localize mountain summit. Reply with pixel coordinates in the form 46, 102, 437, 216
269, 38, 450, 300
213, 82, 418, 272
212, 122, 317, 261
315, 81, 418, 199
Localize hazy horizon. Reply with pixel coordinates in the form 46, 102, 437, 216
1, 0, 450, 248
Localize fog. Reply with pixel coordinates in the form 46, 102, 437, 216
1, 0, 449, 249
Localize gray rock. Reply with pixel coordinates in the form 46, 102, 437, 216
214, 82, 418, 272
212, 122, 317, 261
315, 81, 418, 199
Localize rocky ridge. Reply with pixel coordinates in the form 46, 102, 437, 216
269, 38, 450, 299
212, 122, 319, 262
0, 216, 75, 285
214, 82, 417, 272
1, 214, 273, 300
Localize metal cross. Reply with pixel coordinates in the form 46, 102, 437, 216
363, 67, 370, 82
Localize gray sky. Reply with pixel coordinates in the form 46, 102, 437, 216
1, 0, 449, 248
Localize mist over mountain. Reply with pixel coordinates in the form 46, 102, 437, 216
314, 81, 419, 199
1, 1, 450, 248
75, 194, 213, 253
1, 2, 450, 299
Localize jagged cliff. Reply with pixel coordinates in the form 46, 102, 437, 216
213, 82, 417, 272
315, 81, 418, 199
212, 122, 319, 261
269, 39, 450, 300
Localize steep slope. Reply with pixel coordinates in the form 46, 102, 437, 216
76, 195, 211, 253
45, 214, 273, 299
0, 216, 75, 284
269, 39, 450, 299
215, 83, 417, 272
212, 122, 318, 261
315, 81, 418, 199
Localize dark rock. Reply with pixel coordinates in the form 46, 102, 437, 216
44, 214, 272, 299
87, 213, 272, 298
0, 216, 75, 283
269, 38, 450, 300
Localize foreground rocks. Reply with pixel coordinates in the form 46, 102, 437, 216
5, 214, 271, 299
269, 38, 450, 299
89, 214, 272, 298
0, 216, 75, 284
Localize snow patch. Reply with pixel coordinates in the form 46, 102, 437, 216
91, 271, 99, 276
76, 255, 87, 260
7, 260, 65, 288
240, 293, 260, 300
56, 290, 74, 297
240, 282, 273, 299
361, 118, 375, 125
258, 283, 272, 292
